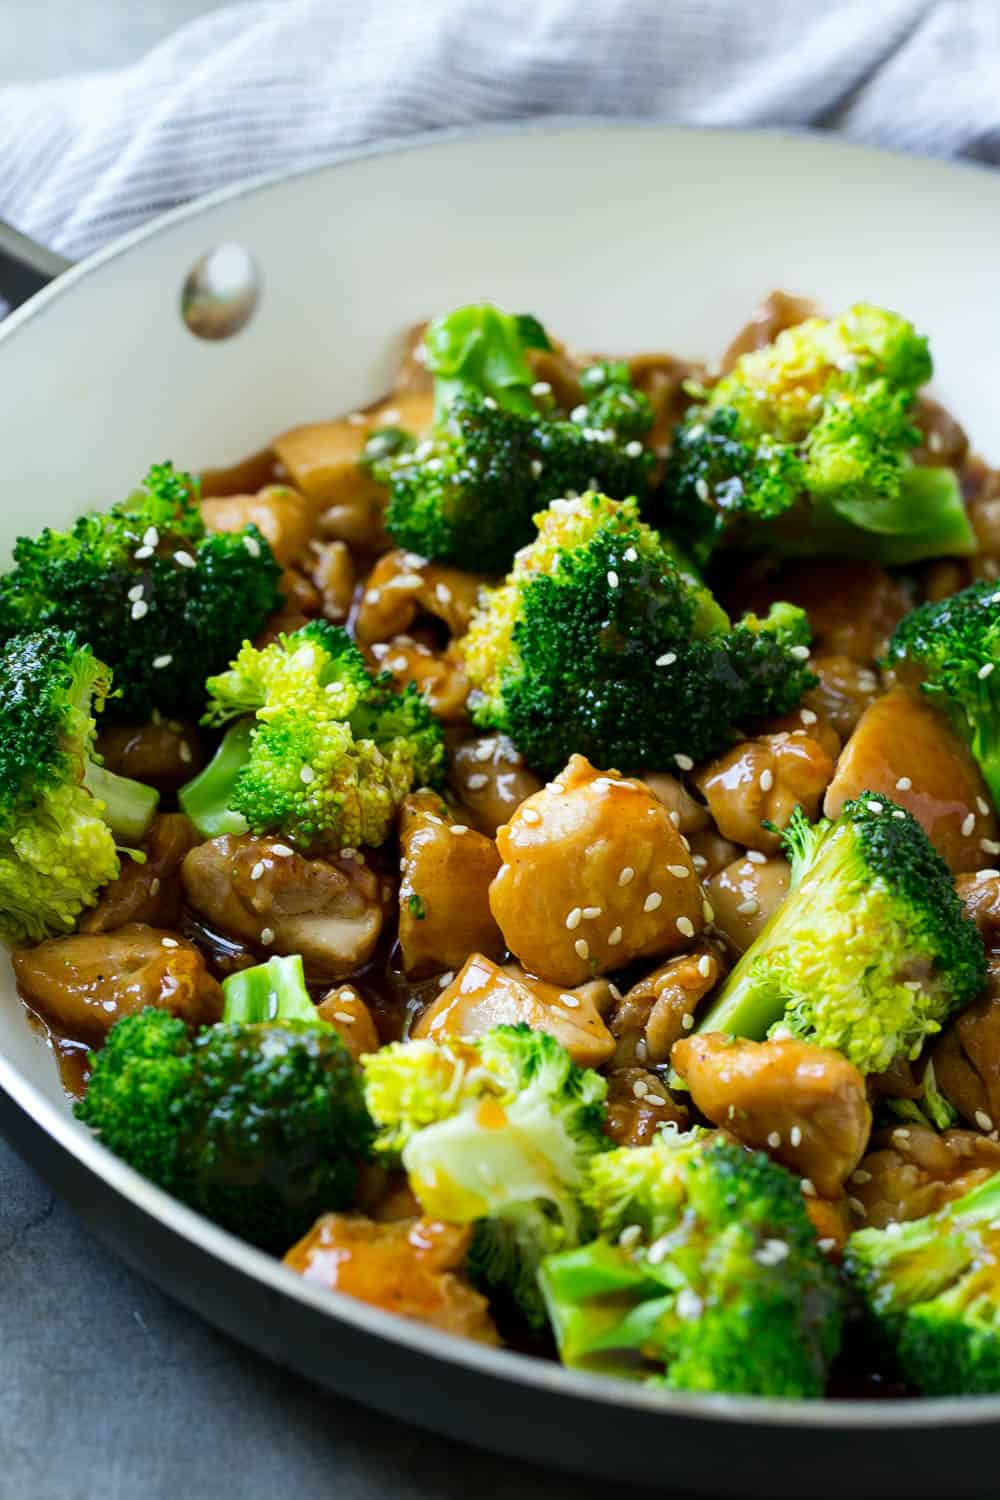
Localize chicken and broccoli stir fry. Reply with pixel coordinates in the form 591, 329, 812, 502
7, 293, 1000, 1401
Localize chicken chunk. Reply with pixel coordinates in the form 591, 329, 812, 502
447, 733, 544, 836
273, 390, 432, 513
687, 830, 742, 881
695, 731, 834, 854
622, 352, 703, 452
957, 870, 1000, 946
200, 485, 312, 567
930, 944, 1000, 1132
413, 953, 615, 1070
671, 1034, 871, 1198
80, 814, 200, 934
849, 1124, 1000, 1228
370, 636, 470, 722
735, 560, 909, 666
605, 1068, 688, 1148
316, 983, 381, 1062
354, 549, 484, 644
284, 1214, 499, 1344
913, 393, 969, 471
97, 718, 205, 789
13, 923, 222, 1040
639, 772, 711, 834
706, 853, 790, 954
799, 654, 880, 742
397, 790, 503, 977
824, 686, 999, 872
182, 834, 382, 979
608, 944, 724, 1068
489, 755, 706, 987
720, 290, 818, 371
307, 539, 355, 622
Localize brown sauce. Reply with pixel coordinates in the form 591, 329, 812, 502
199, 446, 281, 498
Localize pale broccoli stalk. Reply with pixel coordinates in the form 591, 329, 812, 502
178, 620, 443, 852
362, 1023, 608, 1326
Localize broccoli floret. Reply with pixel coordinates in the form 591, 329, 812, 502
75, 954, 373, 1253
845, 1170, 1000, 1394
0, 629, 159, 943
458, 492, 815, 776
0, 462, 283, 721
178, 620, 443, 852
373, 303, 654, 572
539, 1129, 842, 1396
362, 1023, 608, 1327
662, 305, 975, 565
886, 580, 1000, 811
695, 796, 987, 1075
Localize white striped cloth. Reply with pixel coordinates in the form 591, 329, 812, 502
1, 0, 999, 266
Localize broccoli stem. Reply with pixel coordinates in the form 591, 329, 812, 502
177, 718, 253, 838
82, 760, 159, 844
221, 953, 328, 1025
890, 464, 978, 561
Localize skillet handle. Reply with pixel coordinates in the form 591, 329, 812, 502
0, 220, 73, 310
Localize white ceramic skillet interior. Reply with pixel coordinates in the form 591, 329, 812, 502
3, 121, 1000, 1466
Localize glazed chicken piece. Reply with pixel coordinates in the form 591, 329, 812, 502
824, 685, 999, 872
307, 539, 355, 622
639, 772, 711, 835
913, 393, 969, 471
201, 484, 312, 567
605, 1068, 689, 1148
608, 943, 724, 1068
932, 987, 1000, 1135
316, 983, 381, 1062
97, 718, 205, 789
956, 869, 1000, 943
284, 1214, 499, 1344
622, 352, 703, 452
273, 390, 432, 513
182, 834, 383, 979
694, 730, 835, 855
80, 814, 200, 934
489, 755, 706, 987
719, 290, 818, 370
671, 1034, 872, 1198
706, 854, 790, 953
849, 1124, 1000, 1228
397, 790, 503, 977
803, 1195, 855, 1258
687, 830, 742, 881
13, 923, 222, 1040
354, 549, 484, 644
413, 953, 615, 1069
798, 654, 880, 742
371, 636, 470, 722
447, 733, 544, 836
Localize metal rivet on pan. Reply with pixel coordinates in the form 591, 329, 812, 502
180, 243, 259, 340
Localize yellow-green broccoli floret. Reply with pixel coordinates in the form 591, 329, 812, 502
0, 628, 158, 943
695, 795, 987, 1074
178, 621, 443, 852
539, 1128, 842, 1397
459, 492, 814, 776
663, 304, 975, 565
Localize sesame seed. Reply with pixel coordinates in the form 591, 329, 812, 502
566, 907, 582, 931
300, 765, 315, 784
892, 810, 907, 820
767, 1131, 782, 1148
849, 1197, 867, 1218
963, 812, 977, 837
904, 980, 922, 992
800, 1179, 817, 1197
624, 440, 643, 458
674, 752, 694, 772
438, 971, 455, 989
632, 1078, 649, 1099
142, 526, 159, 548
130, 599, 149, 621
759, 769, 774, 792
697, 953, 712, 978
982, 838, 1000, 855
134, 546, 154, 560
435, 582, 452, 605
332, 1011, 354, 1024
608, 983, 623, 1001
789, 645, 810, 661
574, 938, 589, 961
656, 652, 677, 667
644, 892, 663, 913
694, 477, 710, 502
756, 1239, 790, 1267
607, 570, 619, 589
978, 869, 1000, 880
161, 936, 179, 948
681, 1013, 694, 1031
676, 1288, 703, 1321
667, 864, 690, 879
745, 849, 766, 865
978, 797, 991, 816
520, 807, 541, 826
618, 867, 635, 887
178, 741, 192, 765
893, 1128, 911, 1141
692, 854, 708, 872
582, 905, 602, 920
737, 898, 759, 916
867, 800, 884, 814
149, 877, 161, 896
668, 810, 680, 827
250, 861, 265, 881
243, 534, 261, 558
646, 1093, 667, 1107
623, 547, 638, 562
702, 899, 714, 922
271, 843, 294, 857
851, 1169, 872, 1185
979, 663, 995, 680
127, 583, 144, 602
977, 1110, 995, 1132
530, 381, 552, 396
799, 708, 817, 725
817, 1238, 837, 1254
885, 1222, 903, 1237
570, 404, 588, 423
260, 927, 275, 945
559, 992, 580, 1009
608, 926, 623, 946
365, 587, 381, 605
152, 654, 172, 669
790, 1125, 803, 1148
618, 1223, 642, 1249
451, 825, 469, 835
676, 916, 695, 938
895, 776, 912, 791
530, 459, 543, 478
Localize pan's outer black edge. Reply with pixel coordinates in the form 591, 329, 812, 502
1, 1081, 993, 1499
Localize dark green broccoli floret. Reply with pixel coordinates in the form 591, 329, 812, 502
0, 628, 158, 942
373, 303, 654, 572
362, 1023, 608, 1327
0, 462, 283, 720
539, 1129, 842, 1397
695, 796, 987, 1075
75, 955, 373, 1253
178, 620, 443, 852
845, 1169, 1000, 1394
662, 305, 976, 565
886, 580, 1000, 811
459, 492, 815, 776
